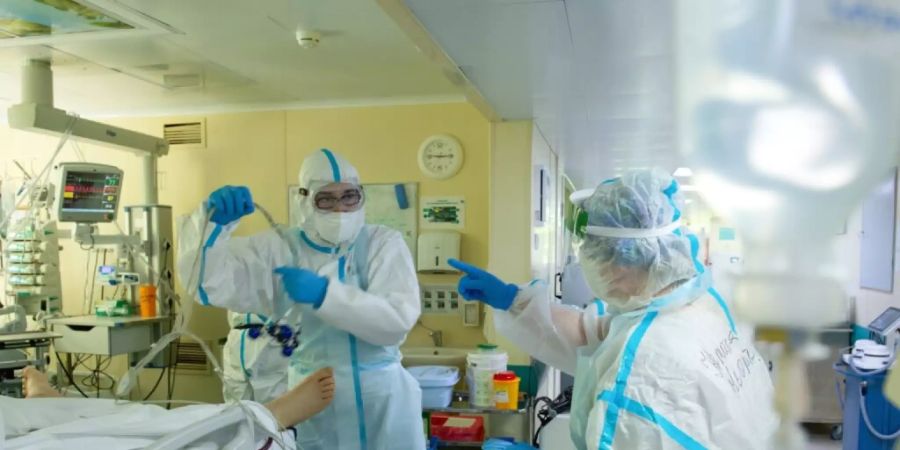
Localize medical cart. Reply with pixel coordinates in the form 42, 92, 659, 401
835, 307, 900, 450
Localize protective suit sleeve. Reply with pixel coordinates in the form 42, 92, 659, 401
494, 283, 610, 375
315, 229, 420, 346
176, 205, 291, 315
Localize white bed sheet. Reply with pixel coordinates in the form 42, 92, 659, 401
0, 396, 292, 449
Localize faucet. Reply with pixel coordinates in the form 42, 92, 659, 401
417, 320, 443, 347
430, 330, 443, 348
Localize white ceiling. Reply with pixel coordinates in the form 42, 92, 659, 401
403, 0, 685, 188
0, 0, 463, 117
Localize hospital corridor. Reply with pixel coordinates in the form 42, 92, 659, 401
2, 0, 900, 449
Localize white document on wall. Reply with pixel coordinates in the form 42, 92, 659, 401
288, 183, 418, 257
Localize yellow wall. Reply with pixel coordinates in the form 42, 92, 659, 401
1, 101, 492, 402
486, 121, 533, 365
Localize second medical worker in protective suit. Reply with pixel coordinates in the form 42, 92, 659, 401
450, 169, 778, 450
221, 311, 289, 403
177, 149, 424, 449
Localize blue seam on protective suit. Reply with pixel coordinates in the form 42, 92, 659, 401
686, 234, 705, 274
240, 329, 249, 378
597, 390, 707, 450
529, 279, 541, 287
599, 312, 658, 449
239, 313, 269, 379
348, 335, 368, 447
662, 180, 682, 222
595, 299, 606, 316
685, 234, 736, 334
300, 231, 337, 254
707, 288, 736, 334
684, 232, 735, 332
197, 225, 223, 306
321, 148, 341, 182
339, 255, 369, 448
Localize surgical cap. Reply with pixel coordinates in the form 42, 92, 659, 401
298, 148, 360, 189
577, 168, 698, 310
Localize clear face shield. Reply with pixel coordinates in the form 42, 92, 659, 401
570, 188, 690, 309
572, 203, 642, 303
569, 188, 594, 258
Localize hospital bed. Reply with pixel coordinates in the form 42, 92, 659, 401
0, 396, 293, 450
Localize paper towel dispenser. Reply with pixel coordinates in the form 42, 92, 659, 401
417, 232, 460, 273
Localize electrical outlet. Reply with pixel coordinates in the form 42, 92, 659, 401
420, 285, 459, 315
462, 300, 481, 327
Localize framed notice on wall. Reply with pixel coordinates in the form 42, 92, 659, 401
421, 196, 465, 230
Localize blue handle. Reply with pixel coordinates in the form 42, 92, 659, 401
394, 184, 409, 210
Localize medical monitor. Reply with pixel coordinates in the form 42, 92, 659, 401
868, 307, 900, 337
57, 163, 123, 223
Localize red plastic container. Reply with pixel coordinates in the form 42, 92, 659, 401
429, 413, 485, 442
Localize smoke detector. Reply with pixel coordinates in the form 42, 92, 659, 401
295, 29, 321, 49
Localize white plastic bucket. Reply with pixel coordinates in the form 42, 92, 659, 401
408, 365, 459, 409
466, 346, 508, 408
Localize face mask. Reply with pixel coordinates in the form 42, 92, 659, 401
578, 247, 650, 311
313, 210, 364, 245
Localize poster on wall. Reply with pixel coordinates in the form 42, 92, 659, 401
421, 196, 465, 230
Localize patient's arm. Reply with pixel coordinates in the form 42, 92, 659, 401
21, 365, 334, 429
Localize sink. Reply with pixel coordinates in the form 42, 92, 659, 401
401, 346, 468, 367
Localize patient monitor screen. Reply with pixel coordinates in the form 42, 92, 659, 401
869, 307, 900, 335
59, 167, 122, 222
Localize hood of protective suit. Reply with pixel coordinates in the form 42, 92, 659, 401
575, 168, 698, 312
296, 149, 365, 247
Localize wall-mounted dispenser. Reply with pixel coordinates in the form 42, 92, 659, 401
417, 232, 461, 273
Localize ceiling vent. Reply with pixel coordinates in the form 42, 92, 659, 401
163, 120, 205, 147
174, 341, 211, 372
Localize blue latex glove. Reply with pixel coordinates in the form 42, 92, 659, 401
274, 267, 329, 308
207, 185, 255, 225
448, 259, 519, 311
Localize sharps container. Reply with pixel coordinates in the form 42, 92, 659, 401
493, 371, 521, 410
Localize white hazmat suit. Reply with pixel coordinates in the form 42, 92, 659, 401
177, 149, 424, 449
222, 311, 290, 403
492, 170, 778, 449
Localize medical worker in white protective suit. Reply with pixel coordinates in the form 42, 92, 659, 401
222, 310, 289, 402
449, 169, 778, 450
177, 148, 424, 450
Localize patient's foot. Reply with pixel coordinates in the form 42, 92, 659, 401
264, 367, 334, 428
22, 366, 62, 398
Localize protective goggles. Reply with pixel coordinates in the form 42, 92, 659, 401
300, 183, 365, 212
